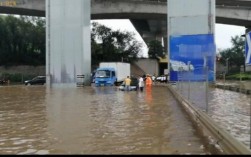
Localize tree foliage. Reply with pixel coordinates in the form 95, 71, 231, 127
0, 18, 143, 67
147, 40, 165, 59
0, 15, 45, 66
218, 35, 245, 73
91, 22, 143, 66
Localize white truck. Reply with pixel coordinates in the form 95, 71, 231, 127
95, 62, 131, 86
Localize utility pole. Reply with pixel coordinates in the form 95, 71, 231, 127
226, 58, 230, 74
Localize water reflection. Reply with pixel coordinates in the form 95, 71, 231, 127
0, 85, 211, 154
93, 86, 117, 95
0, 86, 52, 155
174, 82, 251, 148
145, 86, 153, 105
208, 88, 250, 147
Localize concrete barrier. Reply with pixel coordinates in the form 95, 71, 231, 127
215, 84, 251, 95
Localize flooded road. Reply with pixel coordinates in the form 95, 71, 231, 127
0, 85, 209, 155
174, 82, 251, 149
208, 88, 250, 147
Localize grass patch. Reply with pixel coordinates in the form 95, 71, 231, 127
226, 72, 251, 80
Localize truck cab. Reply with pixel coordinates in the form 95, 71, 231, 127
95, 68, 116, 86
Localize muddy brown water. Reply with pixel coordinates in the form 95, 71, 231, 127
0, 85, 215, 154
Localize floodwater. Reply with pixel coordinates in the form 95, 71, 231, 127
209, 88, 250, 147
175, 82, 251, 149
0, 85, 211, 155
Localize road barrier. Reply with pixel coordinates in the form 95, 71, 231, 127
167, 84, 251, 154
76, 75, 85, 87
215, 84, 251, 95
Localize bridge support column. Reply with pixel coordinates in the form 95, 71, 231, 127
163, 37, 168, 56
168, 0, 216, 82
46, 0, 91, 87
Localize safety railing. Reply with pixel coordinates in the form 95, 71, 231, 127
167, 84, 251, 154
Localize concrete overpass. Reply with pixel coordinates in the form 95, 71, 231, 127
1, 0, 251, 43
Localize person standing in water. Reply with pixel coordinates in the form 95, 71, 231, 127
145, 74, 153, 87
124, 76, 131, 91
138, 76, 144, 92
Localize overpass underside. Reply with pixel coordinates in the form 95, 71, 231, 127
1, 0, 251, 85
1, 0, 251, 44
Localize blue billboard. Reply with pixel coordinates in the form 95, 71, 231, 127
245, 32, 251, 65
170, 34, 216, 82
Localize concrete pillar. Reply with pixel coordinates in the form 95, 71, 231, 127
46, 0, 91, 87
168, 0, 216, 82
155, 35, 162, 43
163, 36, 168, 73
163, 37, 168, 55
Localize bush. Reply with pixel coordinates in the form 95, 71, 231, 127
226, 73, 251, 80
0, 72, 36, 83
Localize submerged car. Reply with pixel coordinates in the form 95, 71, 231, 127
118, 77, 138, 91
24, 76, 46, 86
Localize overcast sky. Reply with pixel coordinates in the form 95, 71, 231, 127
93, 19, 246, 57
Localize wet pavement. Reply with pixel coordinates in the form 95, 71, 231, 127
0, 85, 210, 155
216, 80, 251, 90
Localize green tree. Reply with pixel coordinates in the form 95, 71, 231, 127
0, 15, 45, 66
0, 18, 141, 67
147, 40, 165, 59
91, 22, 143, 66
218, 35, 245, 73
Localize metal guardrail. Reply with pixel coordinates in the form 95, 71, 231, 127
167, 84, 251, 154
215, 84, 251, 95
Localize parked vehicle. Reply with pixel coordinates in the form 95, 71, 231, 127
95, 62, 131, 86
0, 79, 7, 85
24, 76, 46, 86
156, 75, 167, 83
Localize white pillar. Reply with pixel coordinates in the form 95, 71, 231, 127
46, 0, 91, 87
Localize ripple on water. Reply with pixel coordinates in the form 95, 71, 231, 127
207, 87, 251, 148
17, 149, 49, 155
18, 149, 37, 155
